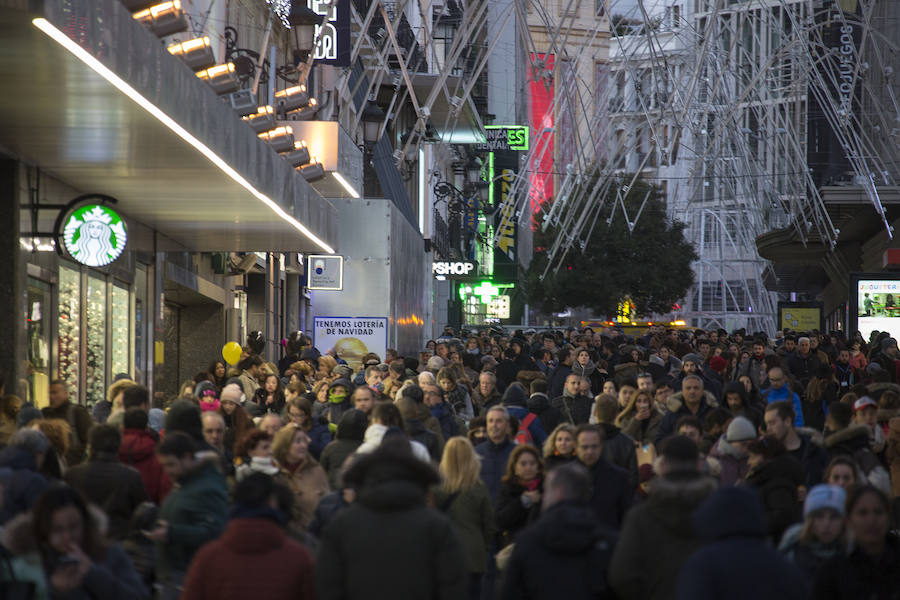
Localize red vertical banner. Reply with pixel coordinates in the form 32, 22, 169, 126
528, 53, 555, 224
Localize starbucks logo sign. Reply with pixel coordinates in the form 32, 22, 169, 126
62, 205, 128, 267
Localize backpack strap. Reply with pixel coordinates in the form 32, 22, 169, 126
521, 413, 537, 430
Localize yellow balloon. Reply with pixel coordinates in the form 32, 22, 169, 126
222, 341, 242, 365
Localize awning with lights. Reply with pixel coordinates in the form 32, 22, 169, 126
0, 0, 337, 253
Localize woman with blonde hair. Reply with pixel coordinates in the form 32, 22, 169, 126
434, 437, 495, 600
542, 423, 577, 470
271, 423, 330, 529
96, 377, 136, 424
616, 389, 662, 445
30, 418, 71, 479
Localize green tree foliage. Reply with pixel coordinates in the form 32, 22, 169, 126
526, 175, 698, 318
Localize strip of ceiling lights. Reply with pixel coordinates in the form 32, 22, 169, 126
32, 17, 335, 255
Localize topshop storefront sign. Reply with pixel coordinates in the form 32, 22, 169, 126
433, 261, 477, 279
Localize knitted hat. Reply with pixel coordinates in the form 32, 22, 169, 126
725, 416, 757, 443
220, 383, 243, 405
708, 355, 727, 373
804, 484, 846, 518
682, 353, 703, 366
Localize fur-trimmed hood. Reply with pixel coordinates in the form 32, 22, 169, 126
666, 390, 719, 414
1, 507, 109, 557
824, 424, 870, 450
796, 427, 825, 447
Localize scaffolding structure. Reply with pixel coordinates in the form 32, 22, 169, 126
490, 0, 900, 333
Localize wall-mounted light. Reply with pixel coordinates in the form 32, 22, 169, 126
132, 1, 188, 37
195, 63, 239, 94
167, 36, 215, 70
281, 140, 311, 167
288, 1, 324, 62
284, 98, 318, 121
242, 105, 276, 133
274, 85, 309, 112
31, 17, 334, 254
332, 172, 360, 198
259, 126, 295, 152
298, 160, 325, 181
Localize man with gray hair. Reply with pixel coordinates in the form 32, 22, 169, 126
786, 335, 820, 393
0, 428, 50, 523
501, 462, 617, 600
475, 405, 516, 502
655, 375, 714, 445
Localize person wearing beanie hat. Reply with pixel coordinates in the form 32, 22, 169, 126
610, 431, 717, 600
778, 484, 849, 582
708, 355, 727, 374
324, 378, 354, 432
706, 416, 756, 487
726, 416, 758, 444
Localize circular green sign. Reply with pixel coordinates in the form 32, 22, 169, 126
62, 204, 128, 267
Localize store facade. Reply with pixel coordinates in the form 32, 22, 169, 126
2, 0, 337, 408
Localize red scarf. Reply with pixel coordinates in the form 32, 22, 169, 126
519, 478, 540, 491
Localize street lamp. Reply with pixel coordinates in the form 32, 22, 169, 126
361, 102, 385, 144
289, 0, 323, 63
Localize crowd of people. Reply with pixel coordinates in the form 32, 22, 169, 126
0, 324, 899, 599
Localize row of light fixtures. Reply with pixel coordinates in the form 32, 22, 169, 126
125, 0, 324, 181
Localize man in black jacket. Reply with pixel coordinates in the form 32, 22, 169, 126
316, 439, 466, 600
576, 424, 630, 530
552, 374, 593, 425
65, 424, 148, 540
502, 462, 617, 600
548, 348, 575, 399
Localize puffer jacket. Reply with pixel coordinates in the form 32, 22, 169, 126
119, 428, 172, 504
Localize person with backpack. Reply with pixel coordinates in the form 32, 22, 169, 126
501, 383, 547, 447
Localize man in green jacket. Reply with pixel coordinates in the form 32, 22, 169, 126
145, 431, 228, 600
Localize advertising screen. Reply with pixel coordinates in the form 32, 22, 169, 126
855, 278, 900, 341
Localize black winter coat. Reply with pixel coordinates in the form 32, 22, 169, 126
552, 394, 592, 425
495, 479, 542, 546
583, 458, 631, 530
64, 454, 149, 540
811, 534, 900, 600
316, 447, 467, 600
501, 501, 617, 600
744, 454, 804, 542
676, 487, 808, 600
527, 393, 563, 436
600, 424, 638, 493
